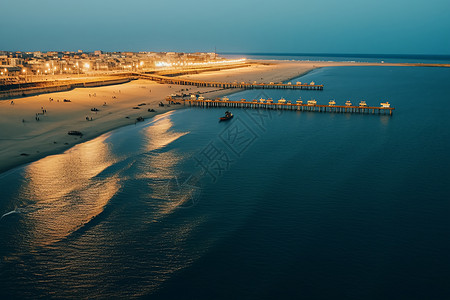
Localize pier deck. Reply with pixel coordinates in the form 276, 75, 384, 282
167, 98, 395, 115
140, 73, 323, 90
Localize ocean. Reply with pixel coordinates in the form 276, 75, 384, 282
1, 57, 450, 299
222, 52, 450, 64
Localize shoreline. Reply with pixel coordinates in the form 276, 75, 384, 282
1, 59, 449, 174
0, 61, 311, 174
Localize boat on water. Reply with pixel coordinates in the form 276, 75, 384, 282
220, 111, 233, 121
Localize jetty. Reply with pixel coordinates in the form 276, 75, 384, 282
167, 97, 395, 115
139, 73, 323, 90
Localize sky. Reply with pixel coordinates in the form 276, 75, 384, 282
1, 0, 450, 54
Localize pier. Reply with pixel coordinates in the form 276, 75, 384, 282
167, 97, 395, 115
139, 73, 323, 90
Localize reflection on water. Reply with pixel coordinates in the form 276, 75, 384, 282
143, 111, 189, 152
17, 134, 119, 247
379, 114, 391, 126
0, 110, 214, 298
22, 134, 114, 202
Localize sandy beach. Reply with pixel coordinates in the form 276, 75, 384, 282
0, 60, 448, 173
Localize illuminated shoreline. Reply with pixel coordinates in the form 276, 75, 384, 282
1, 59, 449, 174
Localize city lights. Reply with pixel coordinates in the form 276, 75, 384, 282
0, 50, 246, 84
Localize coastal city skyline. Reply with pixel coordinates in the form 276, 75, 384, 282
1, 0, 449, 54
0, 50, 226, 83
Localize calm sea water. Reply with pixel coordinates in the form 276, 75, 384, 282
1, 65, 450, 299
223, 52, 450, 64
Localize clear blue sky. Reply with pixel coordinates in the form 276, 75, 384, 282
1, 0, 449, 54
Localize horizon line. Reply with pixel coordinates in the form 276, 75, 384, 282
219, 52, 450, 58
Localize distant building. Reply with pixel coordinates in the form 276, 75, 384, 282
8, 57, 21, 66
0, 55, 7, 65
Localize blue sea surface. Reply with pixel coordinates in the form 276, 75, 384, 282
1, 66, 450, 299
222, 52, 450, 64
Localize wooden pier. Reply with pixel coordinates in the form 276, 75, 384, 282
140, 73, 323, 90
167, 97, 395, 115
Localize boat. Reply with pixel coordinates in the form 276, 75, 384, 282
329, 100, 336, 106
345, 100, 352, 106
380, 101, 390, 108
359, 101, 367, 107
220, 111, 233, 121
307, 99, 317, 105
278, 98, 286, 104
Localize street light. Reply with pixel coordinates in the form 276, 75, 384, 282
83, 63, 90, 76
